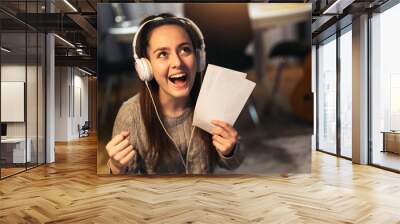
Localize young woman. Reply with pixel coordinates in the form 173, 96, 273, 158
106, 13, 244, 175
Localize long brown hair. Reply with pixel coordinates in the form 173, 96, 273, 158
135, 13, 216, 173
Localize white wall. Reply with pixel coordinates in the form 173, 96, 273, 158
1, 63, 45, 163
1, 64, 26, 81
1, 65, 29, 138
55, 67, 69, 141
55, 67, 89, 141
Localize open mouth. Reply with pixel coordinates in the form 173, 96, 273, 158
168, 73, 188, 88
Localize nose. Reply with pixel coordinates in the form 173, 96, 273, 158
170, 52, 183, 69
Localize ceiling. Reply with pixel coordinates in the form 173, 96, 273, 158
0, 0, 392, 75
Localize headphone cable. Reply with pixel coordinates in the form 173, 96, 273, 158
145, 81, 195, 173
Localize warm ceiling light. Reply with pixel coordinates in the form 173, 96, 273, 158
54, 34, 75, 48
323, 0, 355, 15
63, 0, 78, 12
78, 67, 93, 76
1, 47, 11, 53
109, 25, 139, 35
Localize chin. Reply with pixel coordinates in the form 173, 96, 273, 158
170, 89, 191, 99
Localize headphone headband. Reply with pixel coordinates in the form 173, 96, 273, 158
132, 16, 162, 60
132, 16, 205, 60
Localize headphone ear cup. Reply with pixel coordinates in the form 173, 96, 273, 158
143, 58, 153, 81
135, 58, 153, 82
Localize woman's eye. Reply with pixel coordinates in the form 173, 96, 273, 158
157, 51, 168, 58
180, 46, 193, 55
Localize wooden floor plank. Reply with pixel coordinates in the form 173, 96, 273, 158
1, 135, 400, 223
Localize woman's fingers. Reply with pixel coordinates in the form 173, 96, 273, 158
106, 131, 129, 156
113, 146, 135, 167
106, 131, 130, 157
211, 126, 230, 138
107, 131, 129, 148
111, 139, 130, 156
106, 131, 136, 169
212, 139, 225, 151
120, 150, 136, 166
211, 120, 238, 143
211, 120, 238, 139
106, 131, 133, 174
212, 139, 232, 155
113, 145, 133, 162
212, 135, 230, 145
211, 120, 234, 132
211, 120, 239, 156
213, 135, 234, 154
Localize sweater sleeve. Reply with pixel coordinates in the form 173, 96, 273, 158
109, 97, 141, 174
216, 140, 245, 170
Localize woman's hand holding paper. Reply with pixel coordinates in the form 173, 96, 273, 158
211, 120, 238, 157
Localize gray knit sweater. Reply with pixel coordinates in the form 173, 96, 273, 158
111, 94, 244, 174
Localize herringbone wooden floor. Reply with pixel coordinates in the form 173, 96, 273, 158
1, 135, 400, 223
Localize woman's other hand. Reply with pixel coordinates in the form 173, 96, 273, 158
211, 120, 238, 157
106, 131, 135, 174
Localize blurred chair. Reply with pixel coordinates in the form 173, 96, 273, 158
79, 121, 90, 138
264, 41, 312, 122
184, 3, 260, 125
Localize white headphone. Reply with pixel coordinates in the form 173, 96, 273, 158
132, 16, 206, 82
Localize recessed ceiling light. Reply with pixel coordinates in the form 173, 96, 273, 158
78, 67, 93, 76
323, 0, 355, 15
54, 34, 75, 48
1, 47, 11, 53
63, 0, 78, 12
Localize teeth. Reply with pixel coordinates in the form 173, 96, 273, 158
169, 73, 186, 78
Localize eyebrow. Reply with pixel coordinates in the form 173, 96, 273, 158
152, 42, 193, 54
